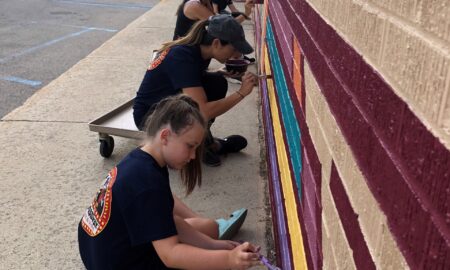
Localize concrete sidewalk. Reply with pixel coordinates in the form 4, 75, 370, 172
0, 0, 269, 269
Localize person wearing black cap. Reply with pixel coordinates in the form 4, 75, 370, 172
133, 14, 258, 167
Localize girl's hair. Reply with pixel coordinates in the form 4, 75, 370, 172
159, 19, 229, 52
144, 95, 207, 195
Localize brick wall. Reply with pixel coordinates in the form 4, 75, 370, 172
255, 1, 450, 269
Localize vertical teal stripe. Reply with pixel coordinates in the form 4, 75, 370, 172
266, 19, 303, 198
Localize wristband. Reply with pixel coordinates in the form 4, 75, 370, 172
236, 91, 245, 99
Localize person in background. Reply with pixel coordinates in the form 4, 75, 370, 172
134, 15, 258, 167
212, 0, 236, 14
173, 0, 254, 40
78, 95, 260, 269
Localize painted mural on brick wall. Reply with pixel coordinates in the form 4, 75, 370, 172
255, 1, 450, 269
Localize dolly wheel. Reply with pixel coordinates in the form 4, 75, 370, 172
99, 136, 114, 158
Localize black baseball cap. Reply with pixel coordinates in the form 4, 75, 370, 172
207, 14, 254, 55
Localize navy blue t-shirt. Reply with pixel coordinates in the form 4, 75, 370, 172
212, 0, 232, 12
78, 148, 177, 270
133, 45, 210, 128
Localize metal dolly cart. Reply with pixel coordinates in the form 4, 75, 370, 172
88, 98, 144, 157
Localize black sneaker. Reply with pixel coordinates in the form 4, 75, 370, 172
203, 147, 221, 167
217, 135, 248, 155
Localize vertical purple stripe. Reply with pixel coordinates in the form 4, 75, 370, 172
260, 78, 293, 269
329, 163, 377, 269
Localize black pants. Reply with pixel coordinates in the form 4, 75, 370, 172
201, 72, 228, 146
138, 72, 228, 130
202, 72, 228, 114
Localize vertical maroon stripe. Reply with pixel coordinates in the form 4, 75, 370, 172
275, 0, 450, 268
329, 162, 377, 269
268, 0, 295, 78
302, 148, 323, 270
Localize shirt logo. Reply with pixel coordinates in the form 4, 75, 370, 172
81, 167, 117, 237
148, 49, 170, 70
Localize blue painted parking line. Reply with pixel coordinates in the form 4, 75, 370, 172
56, 0, 152, 9
1, 76, 42, 87
85, 26, 118, 32
0, 28, 93, 63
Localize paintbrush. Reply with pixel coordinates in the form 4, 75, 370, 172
260, 255, 282, 270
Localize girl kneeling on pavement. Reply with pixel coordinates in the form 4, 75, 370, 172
133, 14, 258, 167
78, 95, 260, 270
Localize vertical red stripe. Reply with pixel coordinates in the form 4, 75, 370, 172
329, 162, 376, 269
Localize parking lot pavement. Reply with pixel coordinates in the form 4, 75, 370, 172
0, 0, 158, 118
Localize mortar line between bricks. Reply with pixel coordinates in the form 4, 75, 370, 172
0, 119, 86, 124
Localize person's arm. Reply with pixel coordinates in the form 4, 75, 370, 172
232, 0, 254, 23
153, 232, 260, 270
174, 215, 217, 249
183, 87, 242, 120
183, 72, 257, 120
174, 215, 238, 251
184, 1, 214, 20
228, 3, 239, 13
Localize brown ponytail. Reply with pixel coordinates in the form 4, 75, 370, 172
143, 95, 207, 195
159, 18, 229, 53
159, 19, 209, 52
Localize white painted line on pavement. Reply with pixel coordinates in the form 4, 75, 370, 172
0, 28, 93, 63
56, 0, 153, 9
1, 76, 42, 87
28, 21, 118, 32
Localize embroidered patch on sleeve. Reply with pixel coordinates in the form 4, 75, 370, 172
81, 167, 118, 237
148, 49, 170, 70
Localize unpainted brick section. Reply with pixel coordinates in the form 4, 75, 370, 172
321, 223, 338, 270
366, 0, 450, 42
419, 1, 450, 42
380, 21, 449, 124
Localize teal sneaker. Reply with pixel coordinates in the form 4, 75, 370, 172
216, 208, 248, 240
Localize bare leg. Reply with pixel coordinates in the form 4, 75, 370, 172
173, 215, 215, 249
185, 218, 219, 239
173, 194, 219, 239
